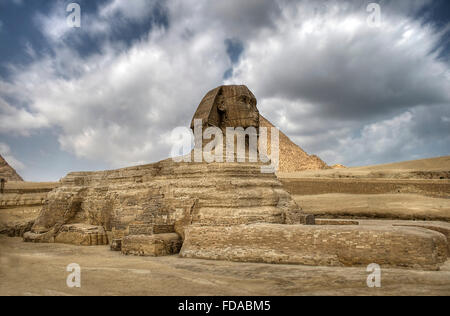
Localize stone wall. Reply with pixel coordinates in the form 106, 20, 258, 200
280, 178, 450, 198
394, 223, 450, 252
180, 224, 448, 270
0, 182, 58, 237
315, 219, 359, 225
122, 234, 182, 256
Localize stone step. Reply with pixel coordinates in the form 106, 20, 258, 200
121, 233, 182, 256
180, 223, 448, 270
55, 224, 109, 246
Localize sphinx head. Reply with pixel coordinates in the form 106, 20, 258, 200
191, 85, 259, 132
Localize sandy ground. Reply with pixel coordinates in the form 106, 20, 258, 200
294, 194, 450, 221
0, 236, 449, 296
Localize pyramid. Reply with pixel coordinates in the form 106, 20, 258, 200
0, 155, 23, 181
259, 115, 329, 173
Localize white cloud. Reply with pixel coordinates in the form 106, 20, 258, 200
0, 142, 25, 171
100, 0, 160, 20
0, 88, 49, 135
1, 0, 449, 171
4, 1, 231, 167
318, 106, 450, 166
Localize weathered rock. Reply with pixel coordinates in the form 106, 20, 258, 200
128, 223, 175, 235
180, 224, 448, 270
315, 219, 359, 226
110, 239, 122, 251
0, 220, 34, 237
54, 224, 108, 246
28, 160, 303, 242
394, 222, 450, 253
0, 182, 55, 237
122, 233, 182, 256
23, 230, 55, 243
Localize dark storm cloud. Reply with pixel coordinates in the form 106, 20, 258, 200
231, 0, 449, 121
204, 0, 283, 38
0, 0, 449, 180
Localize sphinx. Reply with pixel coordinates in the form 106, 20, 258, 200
23, 85, 448, 270
183, 85, 278, 171
191, 85, 259, 131
24, 85, 309, 250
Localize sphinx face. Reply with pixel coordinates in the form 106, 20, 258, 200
219, 88, 260, 129
190, 85, 260, 132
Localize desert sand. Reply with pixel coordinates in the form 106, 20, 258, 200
0, 236, 449, 296
279, 156, 449, 221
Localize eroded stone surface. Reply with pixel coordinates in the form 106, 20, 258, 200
54, 224, 108, 246
394, 222, 450, 252
0, 220, 34, 237
24, 223, 108, 246
28, 160, 303, 243
0, 182, 56, 237
315, 219, 359, 225
180, 224, 448, 270
122, 233, 182, 256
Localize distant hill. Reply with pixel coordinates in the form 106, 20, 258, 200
278, 156, 450, 180
354, 156, 450, 171
260, 115, 329, 172
0, 155, 24, 181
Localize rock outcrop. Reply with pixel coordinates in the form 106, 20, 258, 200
0, 182, 58, 237
180, 224, 448, 270
122, 234, 182, 256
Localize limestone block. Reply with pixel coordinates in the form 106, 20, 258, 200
54, 224, 108, 246
26, 85, 312, 248
394, 222, 450, 253
315, 219, 359, 226
110, 239, 122, 251
0, 220, 34, 237
128, 223, 175, 235
121, 233, 182, 256
23, 230, 55, 243
180, 224, 448, 270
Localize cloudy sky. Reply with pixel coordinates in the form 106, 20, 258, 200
0, 0, 449, 181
